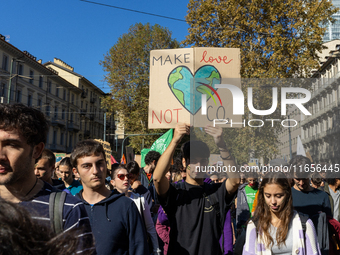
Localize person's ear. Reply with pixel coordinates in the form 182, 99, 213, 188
73, 167, 79, 176
110, 179, 115, 187
182, 157, 187, 168
32, 142, 44, 159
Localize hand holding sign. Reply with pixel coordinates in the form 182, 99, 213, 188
204, 125, 226, 149
173, 123, 190, 144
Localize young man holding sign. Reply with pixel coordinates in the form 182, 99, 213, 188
153, 123, 240, 255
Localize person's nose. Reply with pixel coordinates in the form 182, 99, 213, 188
92, 165, 99, 174
270, 196, 276, 205
0, 146, 7, 162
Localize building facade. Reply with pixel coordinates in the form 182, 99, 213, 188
0, 34, 114, 153
301, 48, 340, 163
277, 106, 303, 162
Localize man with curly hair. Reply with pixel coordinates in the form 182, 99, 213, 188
0, 103, 94, 254
141, 150, 161, 220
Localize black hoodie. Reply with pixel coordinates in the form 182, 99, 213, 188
76, 190, 149, 255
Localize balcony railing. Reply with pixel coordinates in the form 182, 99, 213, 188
67, 121, 80, 132
80, 109, 87, 116
301, 101, 339, 126
81, 90, 87, 98
51, 117, 66, 127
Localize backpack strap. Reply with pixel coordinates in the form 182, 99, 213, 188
206, 192, 225, 253
208, 192, 223, 229
49, 191, 67, 234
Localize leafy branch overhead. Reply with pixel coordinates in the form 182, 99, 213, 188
101, 23, 180, 153
184, 0, 337, 163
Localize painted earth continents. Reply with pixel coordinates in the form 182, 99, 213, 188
168, 65, 221, 114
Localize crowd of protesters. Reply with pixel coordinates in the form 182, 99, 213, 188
1, 103, 340, 255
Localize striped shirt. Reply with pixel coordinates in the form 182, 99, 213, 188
20, 182, 95, 254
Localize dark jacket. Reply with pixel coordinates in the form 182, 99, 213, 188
76, 190, 148, 255
140, 168, 158, 205
320, 182, 340, 221
236, 183, 250, 229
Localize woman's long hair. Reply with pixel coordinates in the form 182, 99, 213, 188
252, 172, 294, 248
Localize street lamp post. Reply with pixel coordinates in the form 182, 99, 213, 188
103, 111, 107, 141
6, 58, 14, 103
6, 58, 28, 103
288, 115, 292, 160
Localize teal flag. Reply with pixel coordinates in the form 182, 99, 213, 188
150, 129, 173, 154
140, 129, 173, 167
141, 148, 151, 168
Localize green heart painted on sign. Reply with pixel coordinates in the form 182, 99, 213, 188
167, 65, 222, 114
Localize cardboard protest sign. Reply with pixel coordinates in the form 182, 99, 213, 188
149, 47, 241, 128
94, 139, 112, 170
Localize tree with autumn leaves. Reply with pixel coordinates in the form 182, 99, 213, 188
102, 2, 337, 163
101, 23, 179, 153
185, 0, 337, 163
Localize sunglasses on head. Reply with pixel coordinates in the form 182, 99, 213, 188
117, 174, 130, 180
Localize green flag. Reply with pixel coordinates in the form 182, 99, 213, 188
140, 148, 151, 168
141, 129, 173, 167
150, 129, 173, 154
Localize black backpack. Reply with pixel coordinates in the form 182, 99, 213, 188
234, 212, 309, 255
49, 191, 67, 234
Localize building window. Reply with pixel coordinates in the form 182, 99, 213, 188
29, 70, 34, 84
62, 109, 65, 119
53, 130, 57, 145
39, 76, 43, 88
54, 106, 58, 118
47, 80, 51, 93
18, 64, 24, 76
60, 132, 64, 145
0, 83, 6, 98
56, 86, 59, 97
16, 90, 21, 103
46, 104, 50, 116
27, 94, 32, 107
69, 134, 73, 148
70, 112, 73, 122
71, 94, 74, 104
63, 89, 66, 100
38, 98, 42, 111
2, 55, 8, 71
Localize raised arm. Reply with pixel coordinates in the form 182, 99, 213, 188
153, 123, 190, 197
204, 125, 240, 194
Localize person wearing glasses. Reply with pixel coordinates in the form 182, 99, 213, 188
71, 140, 148, 255
111, 165, 161, 255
